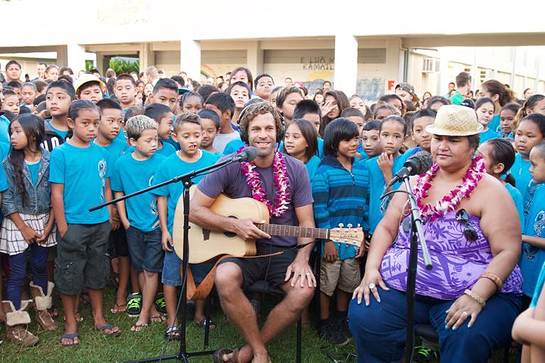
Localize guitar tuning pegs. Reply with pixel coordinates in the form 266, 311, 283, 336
338, 223, 344, 228
347, 224, 353, 228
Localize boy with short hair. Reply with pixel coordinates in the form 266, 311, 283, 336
75, 74, 105, 104
204, 92, 240, 154
42, 80, 76, 152
0, 89, 19, 117
409, 108, 436, 153
21, 82, 38, 111
111, 115, 166, 331
361, 120, 383, 159
198, 109, 220, 154
149, 79, 179, 114
50, 100, 120, 346
144, 103, 176, 157
114, 73, 138, 110
152, 112, 219, 339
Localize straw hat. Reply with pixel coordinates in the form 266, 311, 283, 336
425, 105, 483, 136
74, 73, 106, 94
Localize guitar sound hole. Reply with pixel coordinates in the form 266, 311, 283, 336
224, 215, 238, 238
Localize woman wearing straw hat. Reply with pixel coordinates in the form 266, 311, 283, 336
348, 105, 523, 363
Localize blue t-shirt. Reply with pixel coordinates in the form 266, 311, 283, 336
111, 152, 166, 232
0, 115, 10, 145
530, 262, 545, 308
479, 127, 500, 144
47, 120, 69, 140
512, 153, 532, 197
152, 150, 220, 234
520, 181, 545, 296
156, 141, 176, 157
49, 142, 109, 224
96, 138, 129, 176
163, 136, 181, 151
0, 141, 9, 192
305, 155, 321, 180
489, 114, 501, 134
316, 137, 324, 159
223, 138, 245, 156
366, 153, 409, 233
26, 160, 42, 186
506, 182, 524, 228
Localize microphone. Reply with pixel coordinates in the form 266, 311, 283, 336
235, 146, 258, 162
390, 151, 432, 185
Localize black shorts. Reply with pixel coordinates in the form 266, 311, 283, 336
109, 227, 129, 258
220, 244, 297, 290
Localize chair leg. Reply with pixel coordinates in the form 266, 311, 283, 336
296, 316, 302, 363
203, 298, 210, 349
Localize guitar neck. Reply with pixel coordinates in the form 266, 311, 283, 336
255, 223, 330, 240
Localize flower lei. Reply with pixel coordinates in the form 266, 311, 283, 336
239, 149, 291, 217
414, 155, 486, 221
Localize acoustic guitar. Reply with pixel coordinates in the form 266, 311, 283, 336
173, 190, 364, 263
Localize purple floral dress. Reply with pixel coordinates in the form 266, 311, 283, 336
380, 210, 522, 300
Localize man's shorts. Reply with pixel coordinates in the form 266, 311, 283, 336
54, 222, 111, 295
320, 257, 360, 296
219, 244, 297, 290
126, 226, 163, 273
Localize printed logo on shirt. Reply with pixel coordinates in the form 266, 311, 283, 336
535, 211, 545, 237
98, 159, 107, 179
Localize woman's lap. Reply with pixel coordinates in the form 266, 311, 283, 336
348, 288, 522, 363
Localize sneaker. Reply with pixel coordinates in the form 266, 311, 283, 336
413, 345, 438, 363
320, 318, 350, 346
126, 293, 142, 317
154, 293, 167, 314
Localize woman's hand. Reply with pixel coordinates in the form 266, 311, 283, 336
352, 268, 390, 306
36, 221, 54, 244
324, 241, 338, 263
445, 294, 483, 329
21, 225, 40, 244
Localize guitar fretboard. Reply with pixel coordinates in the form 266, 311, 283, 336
254, 223, 330, 239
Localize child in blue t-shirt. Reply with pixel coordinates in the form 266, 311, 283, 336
519, 142, 545, 298
198, 109, 221, 154
513, 114, 545, 197
366, 115, 409, 233
49, 100, 120, 346
42, 80, 75, 152
283, 119, 321, 180
0, 114, 56, 345
94, 99, 137, 317
111, 115, 166, 332
478, 138, 524, 226
312, 118, 368, 346
152, 112, 219, 339
144, 103, 176, 157
361, 120, 382, 160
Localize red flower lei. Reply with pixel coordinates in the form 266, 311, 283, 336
414, 155, 486, 221
240, 150, 291, 217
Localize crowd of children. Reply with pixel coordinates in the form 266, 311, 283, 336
0, 62, 545, 359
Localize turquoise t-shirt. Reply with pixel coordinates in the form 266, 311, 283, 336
506, 182, 524, 228
156, 141, 176, 157
366, 153, 409, 233
47, 120, 69, 140
0, 115, 10, 145
223, 139, 245, 156
316, 137, 324, 159
520, 181, 545, 296
489, 114, 501, 134
26, 160, 42, 186
479, 127, 500, 144
110, 152, 166, 232
512, 153, 532, 197
96, 138, 129, 177
530, 262, 545, 308
305, 155, 321, 180
0, 141, 10, 192
49, 142, 109, 224
151, 150, 220, 234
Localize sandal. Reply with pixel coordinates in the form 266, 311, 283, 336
110, 303, 127, 314
130, 322, 148, 332
60, 332, 80, 347
164, 325, 181, 341
213, 348, 239, 363
195, 318, 216, 330
95, 323, 121, 336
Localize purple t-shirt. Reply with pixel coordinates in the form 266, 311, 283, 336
197, 155, 313, 247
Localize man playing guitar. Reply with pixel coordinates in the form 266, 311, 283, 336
190, 102, 316, 363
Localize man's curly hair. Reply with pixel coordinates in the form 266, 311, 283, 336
238, 101, 283, 141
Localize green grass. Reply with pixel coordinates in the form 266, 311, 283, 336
0, 290, 356, 363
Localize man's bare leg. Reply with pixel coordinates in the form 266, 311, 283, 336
215, 262, 269, 363
237, 282, 314, 362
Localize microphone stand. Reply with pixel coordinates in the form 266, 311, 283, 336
380, 177, 432, 363
90, 155, 247, 362
401, 176, 432, 363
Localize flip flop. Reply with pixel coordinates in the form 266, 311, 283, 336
213, 348, 239, 363
60, 332, 80, 347
95, 323, 121, 336
164, 325, 181, 341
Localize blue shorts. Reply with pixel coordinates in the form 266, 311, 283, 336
161, 251, 214, 287
126, 227, 163, 273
